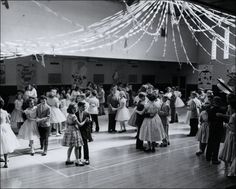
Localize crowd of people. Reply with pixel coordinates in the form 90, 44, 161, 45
184, 88, 236, 177
0, 82, 235, 178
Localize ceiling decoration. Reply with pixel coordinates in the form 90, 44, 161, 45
1, 0, 235, 71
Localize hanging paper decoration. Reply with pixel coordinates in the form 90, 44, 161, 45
224, 26, 230, 59
34, 54, 39, 62
1, 0, 236, 72
211, 38, 217, 60
40, 54, 45, 67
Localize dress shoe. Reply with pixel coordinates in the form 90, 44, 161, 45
118, 130, 123, 133
0, 158, 5, 162
65, 161, 74, 165
196, 151, 203, 156
112, 130, 117, 133
84, 159, 90, 165
160, 143, 167, 147
75, 160, 84, 166
30, 153, 35, 156
42, 152, 47, 156
3, 164, 8, 168
151, 148, 156, 152
167, 142, 170, 145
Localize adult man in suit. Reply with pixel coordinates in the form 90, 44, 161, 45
36, 95, 51, 156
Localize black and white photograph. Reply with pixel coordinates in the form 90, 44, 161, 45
0, 0, 236, 188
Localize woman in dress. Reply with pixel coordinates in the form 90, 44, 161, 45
62, 103, 84, 166
18, 98, 39, 155
47, 89, 66, 136
0, 97, 20, 168
138, 93, 166, 152
114, 91, 130, 133
196, 103, 210, 156
219, 97, 236, 176
11, 92, 24, 132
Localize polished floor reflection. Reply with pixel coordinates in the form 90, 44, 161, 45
1, 108, 236, 188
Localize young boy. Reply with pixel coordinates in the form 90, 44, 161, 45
36, 95, 51, 156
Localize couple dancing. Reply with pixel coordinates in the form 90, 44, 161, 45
107, 86, 130, 133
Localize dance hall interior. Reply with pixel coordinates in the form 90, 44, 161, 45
0, 0, 236, 188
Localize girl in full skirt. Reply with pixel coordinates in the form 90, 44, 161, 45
0, 97, 20, 168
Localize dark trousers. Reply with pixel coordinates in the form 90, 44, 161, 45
91, 114, 99, 131
206, 133, 221, 161
98, 103, 105, 115
79, 138, 89, 160
189, 118, 199, 136
108, 113, 117, 132
38, 126, 51, 152
170, 107, 178, 122
136, 124, 143, 149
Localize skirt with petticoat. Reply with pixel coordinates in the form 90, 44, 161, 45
18, 120, 40, 140
1, 123, 20, 154
50, 107, 66, 124
139, 114, 166, 142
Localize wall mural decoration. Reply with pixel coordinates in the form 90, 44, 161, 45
16, 62, 36, 90
72, 62, 88, 89
198, 65, 213, 90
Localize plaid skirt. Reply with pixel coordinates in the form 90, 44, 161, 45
62, 126, 84, 147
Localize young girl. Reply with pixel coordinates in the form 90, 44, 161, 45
196, 103, 210, 156
0, 97, 20, 168
114, 91, 130, 133
18, 98, 39, 155
138, 93, 166, 152
47, 89, 66, 136
11, 92, 24, 132
60, 93, 71, 131
62, 103, 84, 166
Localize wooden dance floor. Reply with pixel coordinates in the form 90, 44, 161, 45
1, 109, 236, 188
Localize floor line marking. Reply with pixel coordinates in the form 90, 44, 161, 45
67, 144, 198, 177
14, 151, 69, 178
